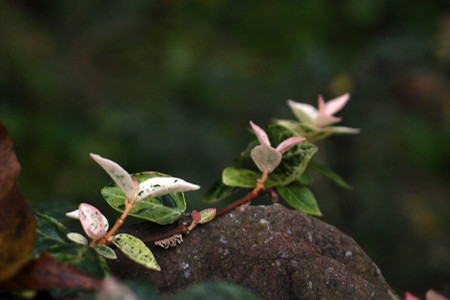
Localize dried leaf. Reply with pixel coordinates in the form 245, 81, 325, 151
0, 252, 104, 291
0, 120, 36, 281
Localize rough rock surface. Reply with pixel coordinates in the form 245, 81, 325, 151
109, 204, 400, 300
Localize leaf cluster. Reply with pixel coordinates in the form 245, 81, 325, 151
204, 124, 352, 216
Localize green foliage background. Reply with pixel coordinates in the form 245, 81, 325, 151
1, 0, 449, 297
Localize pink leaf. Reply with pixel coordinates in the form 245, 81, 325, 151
249, 121, 271, 146
426, 289, 449, 300
405, 291, 421, 300
79, 203, 107, 240
191, 210, 201, 224
319, 93, 350, 116
276, 136, 305, 154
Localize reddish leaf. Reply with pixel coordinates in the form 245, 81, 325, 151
191, 210, 201, 224
0, 252, 104, 291
0, 120, 36, 281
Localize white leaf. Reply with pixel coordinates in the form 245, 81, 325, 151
90, 153, 136, 200
67, 232, 88, 245
65, 209, 80, 220
287, 100, 318, 125
137, 177, 200, 201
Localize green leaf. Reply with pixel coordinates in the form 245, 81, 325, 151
101, 172, 186, 225
297, 172, 313, 185
172, 281, 258, 300
34, 211, 109, 278
203, 180, 241, 203
235, 125, 317, 187
308, 161, 352, 190
198, 208, 216, 224
222, 167, 260, 188
67, 232, 88, 245
265, 125, 318, 186
35, 211, 70, 255
113, 233, 160, 271
95, 244, 117, 260
47, 243, 110, 278
277, 182, 322, 216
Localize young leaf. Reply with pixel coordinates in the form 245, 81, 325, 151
250, 144, 282, 173
66, 208, 109, 232
277, 181, 322, 216
113, 234, 160, 271
101, 172, 187, 225
265, 125, 318, 186
95, 244, 117, 260
67, 232, 88, 245
198, 208, 216, 224
202, 180, 240, 203
235, 125, 317, 187
90, 153, 136, 200
78, 203, 107, 240
308, 161, 352, 190
191, 210, 202, 224
137, 176, 200, 202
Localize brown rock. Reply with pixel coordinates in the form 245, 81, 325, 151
109, 204, 400, 300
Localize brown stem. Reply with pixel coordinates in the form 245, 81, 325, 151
97, 201, 135, 245
141, 222, 190, 244
216, 171, 269, 217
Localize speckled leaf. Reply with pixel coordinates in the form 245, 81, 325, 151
265, 125, 318, 186
113, 234, 160, 271
101, 172, 186, 225
66, 208, 109, 232
67, 232, 88, 245
90, 153, 136, 200
95, 244, 117, 260
198, 208, 216, 224
277, 181, 322, 216
137, 176, 199, 201
202, 180, 240, 203
308, 161, 352, 190
78, 203, 107, 240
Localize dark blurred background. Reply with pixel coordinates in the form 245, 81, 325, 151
1, 0, 449, 297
